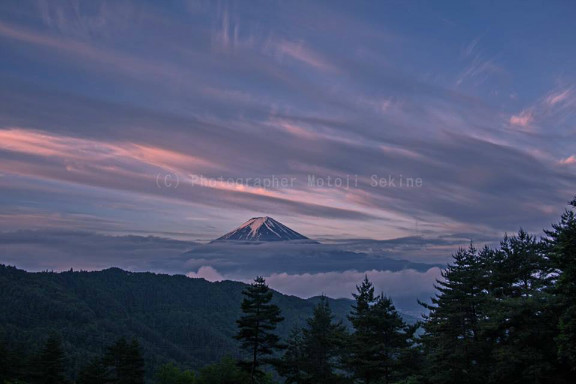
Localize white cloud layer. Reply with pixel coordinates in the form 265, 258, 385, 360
186, 265, 443, 313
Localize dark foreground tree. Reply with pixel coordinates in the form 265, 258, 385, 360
347, 276, 376, 383
486, 230, 560, 383
369, 294, 418, 383
154, 362, 196, 384
546, 198, 576, 374
36, 335, 69, 384
0, 339, 14, 383
0, 339, 28, 383
77, 358, 108, 384
235, 276, 284, 383
103, 338, 145, 384
276, 328, 305, 384
277, 296, 349, 384
420, 245, 491, 384
348, 277, 416, 384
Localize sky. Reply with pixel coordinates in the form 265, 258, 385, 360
1, 1, 575, 309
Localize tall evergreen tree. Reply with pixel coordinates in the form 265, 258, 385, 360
420, 245, 491, 384
300, 297, 348, 384
369, 294, 417, 384
0, 339, 11, 383
486, 230, 560, 383
125, 340, 145, 384
347, 276, 376, 383
0, 339, 29, 383
545, 198, 576, 372
348, 277, 415, 384
103, 338, 145, 384
77, 358, 108, 384
275, 328, 305, 384
278, 297, 348, 384
36, 335, 69, 384
235, 276, 284, 384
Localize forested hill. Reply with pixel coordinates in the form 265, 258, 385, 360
0, 265, 361, 375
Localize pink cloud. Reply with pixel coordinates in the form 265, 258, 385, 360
0, 128, 374, 225
559, 155, 576, 165
0, 128, 215, 172
187, 266, 224, 281
509, 109, 534, 127
276, 40, 337, 72
274, 120, 318, 140
545, 89, 572, 106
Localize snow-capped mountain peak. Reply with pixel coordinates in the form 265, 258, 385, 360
214, 216, 310, 242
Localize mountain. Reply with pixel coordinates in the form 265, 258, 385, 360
0, 265, 356, 376
214, 216, 311, 242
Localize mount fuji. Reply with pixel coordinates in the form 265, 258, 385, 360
214, 216, 312, 242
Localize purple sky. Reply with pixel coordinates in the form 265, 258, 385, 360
1, 0, 575, 241
1, 0, 575, 309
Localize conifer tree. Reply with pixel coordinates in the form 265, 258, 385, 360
347, 276, 377, 383
36, 335, 69, 384
545, 198, 576, 372
419, 245, 491, 384
77, 358, 108, 384
235, 276, 284, 383
0, 340, 10, 383
125, 340, 145, 384
348, 277, 415, 384
275, 328, 305, 384
486, 230, 559, 383
103, 338, 145, 384
369, 294, 417, 384
278, 297, 348, 384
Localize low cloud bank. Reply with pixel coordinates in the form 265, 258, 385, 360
1, 230, 446, 314
0, 230, 197, 273
187, 265, 442, 315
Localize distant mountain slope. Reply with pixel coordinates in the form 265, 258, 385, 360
0, 265, 360, 376
214, 217, 310, 242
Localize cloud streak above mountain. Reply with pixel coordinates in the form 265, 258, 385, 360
0, 0, 575, 243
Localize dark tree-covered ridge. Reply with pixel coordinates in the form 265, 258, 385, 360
0, 266, 356, 378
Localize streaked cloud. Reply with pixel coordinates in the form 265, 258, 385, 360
275, 40, 337, 72
0, 0, 574, 243
559, 155, 576, 166
545, 89, 572, 106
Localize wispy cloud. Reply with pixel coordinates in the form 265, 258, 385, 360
0, 128, 216, 172
275, 40, 337, 72
0, 0, 574, 241
509, 109, 534, 128
456, 37, 503, 87
559, 155, 576, 165
545, 88, 572, 106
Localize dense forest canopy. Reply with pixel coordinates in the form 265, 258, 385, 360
0, 266, 361, 377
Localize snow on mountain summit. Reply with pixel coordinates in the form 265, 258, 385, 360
214, 216, 310, 242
